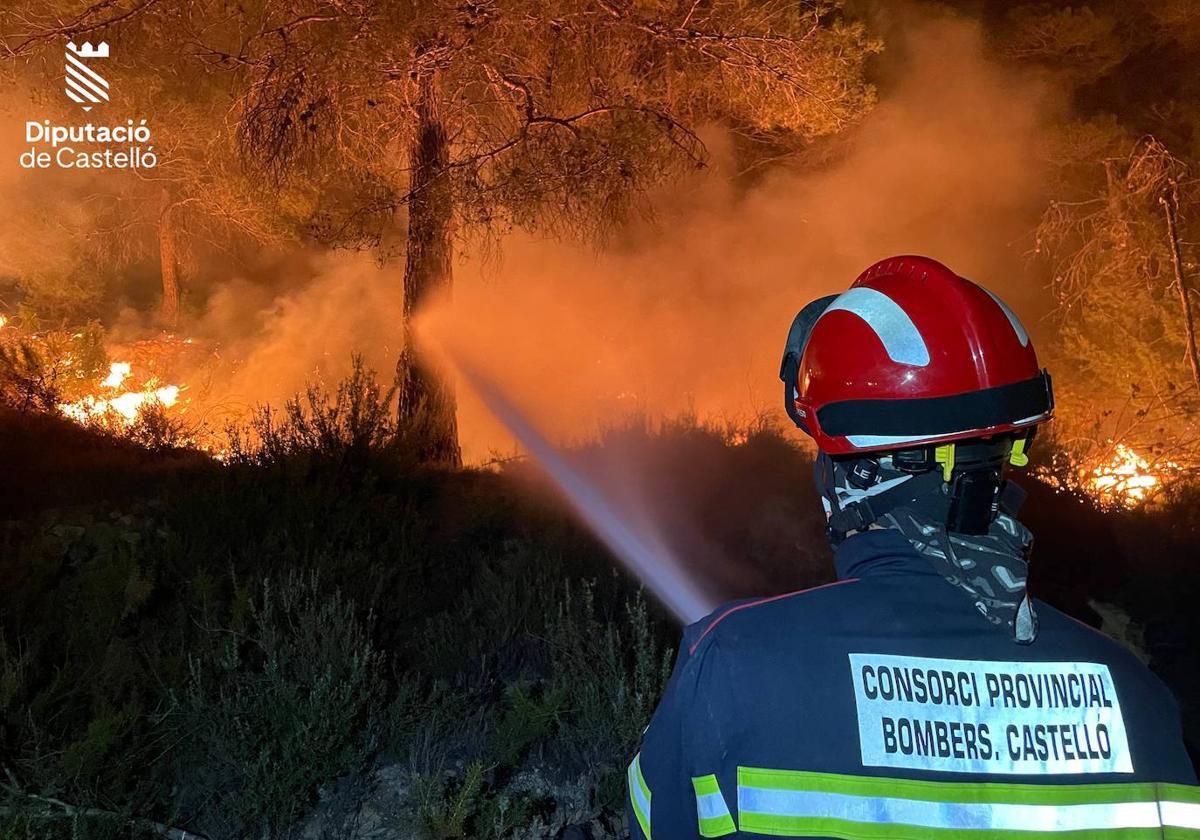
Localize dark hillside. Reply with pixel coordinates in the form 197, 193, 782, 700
1, 404, 1196, 838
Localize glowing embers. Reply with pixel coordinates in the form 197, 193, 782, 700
1083, 443, 1177, 509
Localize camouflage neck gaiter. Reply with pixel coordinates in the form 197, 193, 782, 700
817, 453, 1039, 644
879, 507, 1039, 644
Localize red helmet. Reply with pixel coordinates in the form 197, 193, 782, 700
780, 255, 1053, 455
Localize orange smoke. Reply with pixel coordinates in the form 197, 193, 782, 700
420, 13, 1057, 463
24, 12, 1063, 487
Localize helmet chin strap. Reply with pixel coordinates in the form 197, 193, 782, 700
815, 452, 945, 545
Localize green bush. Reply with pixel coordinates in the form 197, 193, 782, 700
0, 377, 826, 838
547, 581, 672, 765
178, 571, 384, 840
0, 321, 108, 411
0, 366, 779, 839
226, 355, 399, 469
33, 365, 1200, 838
409, 759, 487, 839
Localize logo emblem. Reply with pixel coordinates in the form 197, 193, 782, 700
64, 41, 109, 111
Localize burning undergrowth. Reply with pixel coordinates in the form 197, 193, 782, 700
2, 297, 1185, 519
0, 250, 406, 454
1037, 440, 1185, 511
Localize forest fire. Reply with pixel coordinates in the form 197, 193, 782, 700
6, 3, 1200, 836
58, 358, 183, 423
1082, 443, 1175, 509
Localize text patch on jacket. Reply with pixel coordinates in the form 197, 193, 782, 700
849, 653, 1132, 774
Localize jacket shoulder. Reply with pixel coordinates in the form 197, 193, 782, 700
1033, 599, 1176, 691
684, 578, 861, 657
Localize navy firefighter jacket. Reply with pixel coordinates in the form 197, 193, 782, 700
627, 529, 1199, 839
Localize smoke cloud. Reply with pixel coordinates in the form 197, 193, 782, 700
0, 7, 1067, 607
409, 10, 1064, 607
1, 9, 1059, 465
423, 11, 1058, 463
183, 252, 403, 424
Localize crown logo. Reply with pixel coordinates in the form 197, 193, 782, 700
67, 41, 109, 58
64, 39, 110, 111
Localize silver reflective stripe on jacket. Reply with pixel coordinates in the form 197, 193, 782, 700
627, 752, 652, 838
734, 767, 1200, 837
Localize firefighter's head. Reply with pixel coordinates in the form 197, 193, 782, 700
779, 255, 1054, 546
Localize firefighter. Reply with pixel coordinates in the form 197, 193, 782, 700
627, 255, 1198, 839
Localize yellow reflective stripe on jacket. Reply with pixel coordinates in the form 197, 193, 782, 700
628, 752, 652, 838
691, 774, 737, 837
735, 768, 1200, 838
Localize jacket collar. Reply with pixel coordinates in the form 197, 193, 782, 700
833, 528, 938, 581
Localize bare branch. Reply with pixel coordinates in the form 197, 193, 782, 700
2, 0, 163, 58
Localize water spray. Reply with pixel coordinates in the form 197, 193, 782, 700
451, 356, 716, 625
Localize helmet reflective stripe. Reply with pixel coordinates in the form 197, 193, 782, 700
691, 774, 737, 837
845, 433, 940, 448
735, 768, 1200, 836
1013, 413, 1050, 425
627, 753, 652, 838
822, 287, 931, 367
981, 286, 1031, 348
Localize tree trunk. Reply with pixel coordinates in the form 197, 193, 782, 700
157, 190, 180, 329
1161, 179, 1200, 389
397, 71, 461, 465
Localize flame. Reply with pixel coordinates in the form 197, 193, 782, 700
1082, 443, 1174, 508
59, 357, 183, 423
60, 384, 181, 422
101, 361, 132, 389
0, 314, 7, 329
